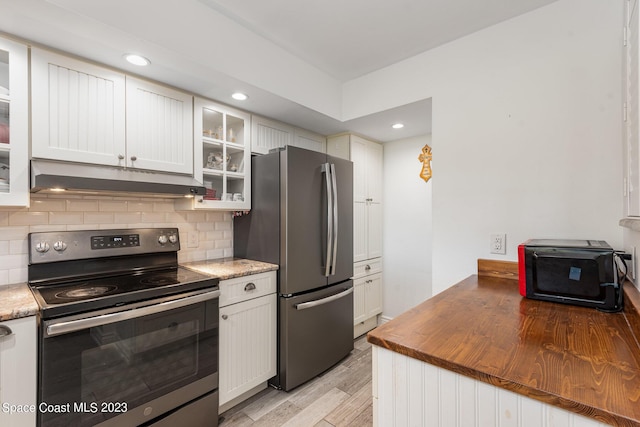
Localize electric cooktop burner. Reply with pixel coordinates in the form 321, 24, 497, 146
55, 285, 118, 299
30, 266, 218, 319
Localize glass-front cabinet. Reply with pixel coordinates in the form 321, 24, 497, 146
0, 37, 28, 206
189, 97, 251, 210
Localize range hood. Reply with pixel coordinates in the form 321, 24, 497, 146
30, 160, 206, 197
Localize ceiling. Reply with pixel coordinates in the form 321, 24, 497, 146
0, 0, 558, 142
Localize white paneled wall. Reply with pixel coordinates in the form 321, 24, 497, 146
0, 195, 233, 286
373, 346, 608, 427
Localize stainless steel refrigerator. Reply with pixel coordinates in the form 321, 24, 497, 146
234, 145, 354, 391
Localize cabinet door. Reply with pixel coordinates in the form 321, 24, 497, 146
125, 77, 193, 174
353, 276, 367, 325
0, 37, 28, 206
292, 127, 326, 153
368, 201, 383, 259
219, 293, 276, 405
189, 97, 251, 210
367, 140, 384, 203
0, 317, 37, 427
251, 115, 293, 154
351, 135, 368, 203
366, 273, 383, 318
31, 48, 126, 166
353, 200, 368, 263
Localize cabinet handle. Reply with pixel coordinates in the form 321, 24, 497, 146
244, 282, 256, 292
130, 156, 137, 161
0, 325, 13, 337
221, 314, 228, 320
365, 264, 371, 271
117, 154, 125, 160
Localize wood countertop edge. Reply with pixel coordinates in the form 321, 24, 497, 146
367, 334, 639, 426
368, 259, 640, 427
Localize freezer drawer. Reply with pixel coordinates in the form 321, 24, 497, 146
273, 281, 354, 391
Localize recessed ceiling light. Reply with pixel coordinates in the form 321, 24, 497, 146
392, 123, 404, 129
124, 54, 150, 66
232, 92, 248, 101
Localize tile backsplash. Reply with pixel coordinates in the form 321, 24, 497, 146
0, 194, 233, 286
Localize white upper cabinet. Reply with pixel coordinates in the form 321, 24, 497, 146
0, 36, 28, 206
251, 115, 293, 154
251, 114, 326, 155
292, 127, 326, 153
125, 76, 193, 174
177, 97, 251, 210
31, 47, 126, 166
31, 48, 193, 175
351, 135, 382, 203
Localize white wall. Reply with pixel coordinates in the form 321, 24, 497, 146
347, 0, 624, 295
382, 134, 433, 318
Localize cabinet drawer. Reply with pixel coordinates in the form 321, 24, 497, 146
354, 258, 383, 279
219, 271, 276, 307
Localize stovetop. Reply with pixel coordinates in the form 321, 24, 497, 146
27, 228, 219, 320
30, 266, 218, 319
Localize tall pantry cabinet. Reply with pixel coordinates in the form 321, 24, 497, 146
327, 134, 383, 338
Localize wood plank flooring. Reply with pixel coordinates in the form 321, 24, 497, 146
219, 336, 373, 427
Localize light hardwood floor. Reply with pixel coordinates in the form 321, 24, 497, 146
219, 335, 373, 427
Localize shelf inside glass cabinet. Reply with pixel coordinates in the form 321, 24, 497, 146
0, 149, 9, 193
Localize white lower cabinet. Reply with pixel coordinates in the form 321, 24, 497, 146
219, 272, 277, 411
353, 259, 383, 338
0, 316, 37, 427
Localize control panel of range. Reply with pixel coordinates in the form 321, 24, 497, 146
29, 228, 181, 264
91, 234, 140, 250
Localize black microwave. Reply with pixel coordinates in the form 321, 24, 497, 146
518, 239, 623, 312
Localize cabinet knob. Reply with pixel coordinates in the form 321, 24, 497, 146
130, 156, 138, 161
118, 154, 125, 160
244, 283, 256, 292
221, 314, 228, 320
365, 264, 371, 271
0, 325, 13, 337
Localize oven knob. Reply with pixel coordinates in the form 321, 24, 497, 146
158, 235, 168, 245
35, 241, 50, 253
168, 234, 178, 244
53, 241, 67, 252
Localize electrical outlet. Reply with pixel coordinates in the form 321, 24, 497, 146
490, 233, 506, 255
187, 231, 199, 248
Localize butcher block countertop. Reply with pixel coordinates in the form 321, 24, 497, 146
181, 257, 278, 280
368, 260, 640, 426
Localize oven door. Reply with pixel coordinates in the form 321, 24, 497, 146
38, 289, 220, 427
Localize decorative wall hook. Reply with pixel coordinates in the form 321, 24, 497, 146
418, 144, 432, 183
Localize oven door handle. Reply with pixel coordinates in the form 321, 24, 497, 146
45, 289, 221, 337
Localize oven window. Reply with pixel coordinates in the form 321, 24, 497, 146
39, 301, 218, 427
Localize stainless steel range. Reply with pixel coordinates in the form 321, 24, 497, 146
28, 228, 220, 427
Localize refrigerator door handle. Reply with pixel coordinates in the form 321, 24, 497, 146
330, 163, 339, 275
294, 287, 353, 311
322, 163, 333, 277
